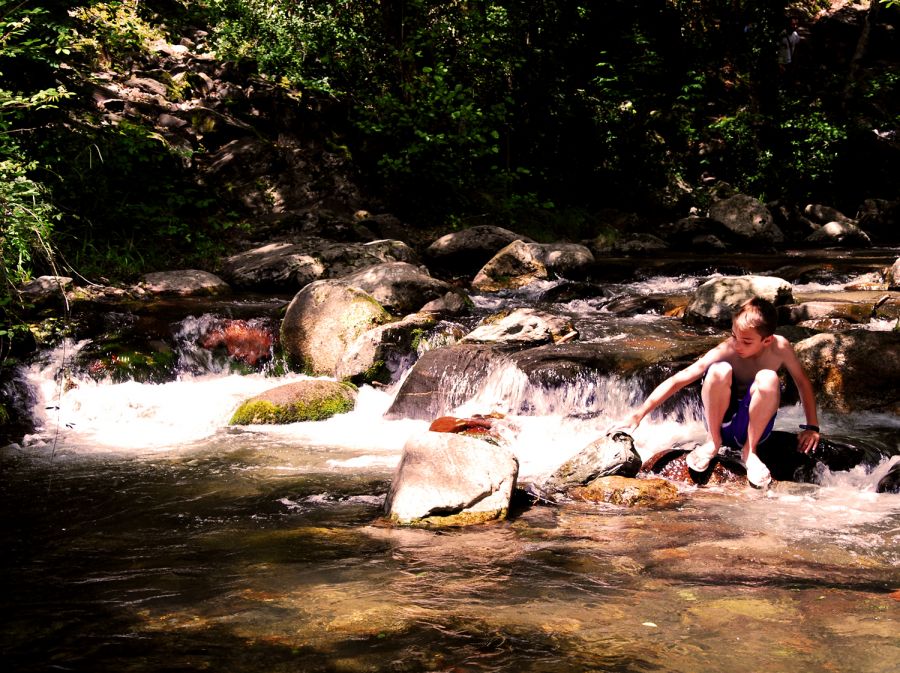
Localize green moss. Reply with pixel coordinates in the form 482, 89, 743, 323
355, 359, 389, 386
229, 393, 355, 425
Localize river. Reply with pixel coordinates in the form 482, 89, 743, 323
2, 261, 898, 673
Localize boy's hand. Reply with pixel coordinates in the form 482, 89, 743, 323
798, 429, 820, 453
606, 411, 642, 436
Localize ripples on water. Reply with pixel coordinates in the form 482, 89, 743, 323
3, 271, 899, 673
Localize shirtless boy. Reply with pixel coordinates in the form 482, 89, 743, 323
620, 297, 820, 487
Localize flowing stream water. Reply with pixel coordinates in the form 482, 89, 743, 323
2, 265, 899, 673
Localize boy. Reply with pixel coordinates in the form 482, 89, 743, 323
620, 297, 820, 487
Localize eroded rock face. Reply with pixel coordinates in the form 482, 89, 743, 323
684, 275, 793, 327
384, 431, 519, 526
794, 330, 900, 413
280, 279, 391, 376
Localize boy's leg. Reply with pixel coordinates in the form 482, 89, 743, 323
687, 362, 732, 471
743, 369, 780, 486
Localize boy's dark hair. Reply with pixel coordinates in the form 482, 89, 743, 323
732, 297, 778, 337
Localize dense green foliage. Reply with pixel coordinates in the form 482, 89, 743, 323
203, 0, 898, 219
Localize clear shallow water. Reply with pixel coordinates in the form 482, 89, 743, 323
4, 268, 900, 673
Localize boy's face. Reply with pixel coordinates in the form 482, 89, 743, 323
731, 323, 773, 358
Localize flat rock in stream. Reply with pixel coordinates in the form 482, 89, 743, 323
138, 270, 231, 297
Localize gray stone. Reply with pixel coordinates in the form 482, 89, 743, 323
805, 221, 871, 246
341, 261, 454, 315
543, 432, 642, 492
221, 242, 325, 290
280, 279, 391, 376
708, 194, 784, 244
684, 275, 793, 327
889, 258, 900, 290
462, 308, 576, 345
139, 270, 230, 297
335, 312, 436, 385
425, 225, 533, 276
472, 240, 594, 291
384, 431, 519, 526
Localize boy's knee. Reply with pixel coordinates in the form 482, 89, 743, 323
753, 369, 780, 392
706, 361, 733, 383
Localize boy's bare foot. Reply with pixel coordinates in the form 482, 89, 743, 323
745, 453, 772, 488
686, 442, 719, 472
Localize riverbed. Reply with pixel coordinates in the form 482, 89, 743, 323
2, 254, 899, 673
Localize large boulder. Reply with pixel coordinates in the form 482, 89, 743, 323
384, 431, 519, 526
383, 344, 510, 421
280, 280, 391, 376
684, 275, 794, 327
425, 225, 533, 276
472, 240, 595, 292
138, 270, 231, 297
543, 432, 642, 493
340, 262, 459, 316
335, 312, 437, 385
385, 337, 719, 421
229, 380, 356, 425
794, 331, 900, 413
708, 194, 784, 245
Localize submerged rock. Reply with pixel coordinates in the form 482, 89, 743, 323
876, 461, 900, 493
229, 380, 356, 425
570, 475, 681, 507
384, 431, 518, 526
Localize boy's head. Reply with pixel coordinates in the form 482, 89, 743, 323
732, 297, 778, 338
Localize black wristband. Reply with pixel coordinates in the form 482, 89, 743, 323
799, 424, 820, 432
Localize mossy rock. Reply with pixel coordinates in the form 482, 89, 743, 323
230, 380, 357, 425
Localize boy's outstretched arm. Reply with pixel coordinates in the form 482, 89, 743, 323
620, 344, 725, 433
781, 343, 820, 453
